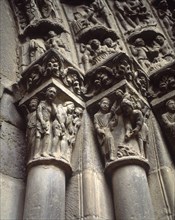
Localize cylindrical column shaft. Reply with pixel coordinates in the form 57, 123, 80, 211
112, 165, 154, 220
23, 165, 65, 220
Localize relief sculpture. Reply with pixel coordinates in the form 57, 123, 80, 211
93, 91, 150, 164
161, 99, 175, 146
26, 87, 83, 164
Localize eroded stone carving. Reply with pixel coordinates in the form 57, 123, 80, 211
129, 33, 175, 72
114, 0, 155, 33
153, 0, 175, 45
26, 87, 83, 164
93, 90, 150, 164
94, 97, 118, 163
161, 99, 175, 145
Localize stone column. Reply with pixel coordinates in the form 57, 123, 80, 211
23, 160, 71, 220
106, 158, 154, 220
21, 86, 83, 220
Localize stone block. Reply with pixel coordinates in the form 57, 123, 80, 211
0, 172, 25, 220
0, 121, 26, 179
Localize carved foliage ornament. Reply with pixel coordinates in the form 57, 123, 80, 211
84, 54, 149, 99
20, 50, 85, 98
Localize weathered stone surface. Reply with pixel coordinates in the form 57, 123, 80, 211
0, 172, 25, 220
23, 165, 65, 220
0, 121, 26, 179
112, 165, 154, 220
1, 92, 24, 129
0, 0, 18, 84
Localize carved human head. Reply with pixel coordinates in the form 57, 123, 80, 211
103, 38, 113, 47
46, 86, 57, 101
73, 12, 83, 20
99, 97, 111, 113
64, 101, 75, 114
74, 107, 83, 118
121, 99, 134, 115
29, 97, 39, 111
48, 31, 57, 38
155, 34, 164, 45
166, 99, 175, 113
134, 38, 145, 46
90, 39, 101, 50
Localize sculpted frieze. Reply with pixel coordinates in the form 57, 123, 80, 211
26, 86, 83, 165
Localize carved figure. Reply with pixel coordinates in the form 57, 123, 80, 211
153, 34, 174, 62
120, 98, 146, 157
51, 101, 75, 160
26, 97, 39, 161
25, 0, 41, 23
103, 38, 121, 53
130, 38, 150, 69
114, 0, 136, 32
46, 31, 69, 55
94, 97, 118, 162
34, 86, 57, 158
39, 0, 57, 19
91, 0, 113, 28
157, 0, 175, 36
80, 43, 92, 71
161, 99, 175, 143
29, 38, 46, 62
89, 39, 108, 65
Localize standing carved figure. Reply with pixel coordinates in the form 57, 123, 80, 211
34, 86, 57, 158
157, 0, 174, 37
46, 31, 69, 55
161, 99, 175, 145
26, 97, 39, 161
94, 97, 118, 162
29, 38, 46, 62
51, 101, 75, 161
120, 98, 146, 157
25, 0, 41, 23
39, 0, 57, 19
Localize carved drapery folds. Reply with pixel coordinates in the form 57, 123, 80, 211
26, 86, 83, 167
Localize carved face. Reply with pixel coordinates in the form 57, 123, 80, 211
100, 98, 110, 112
155, 35, 164, 45
46, 87, 57, 101
90, 39, 100, 50
103, 38, 113, 47
135, 38, 145, 46
166, 100, 175, 112
29, 98, 38, 111
67, 103, 75, 114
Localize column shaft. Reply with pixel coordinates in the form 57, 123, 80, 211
23, 165, 65, 220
